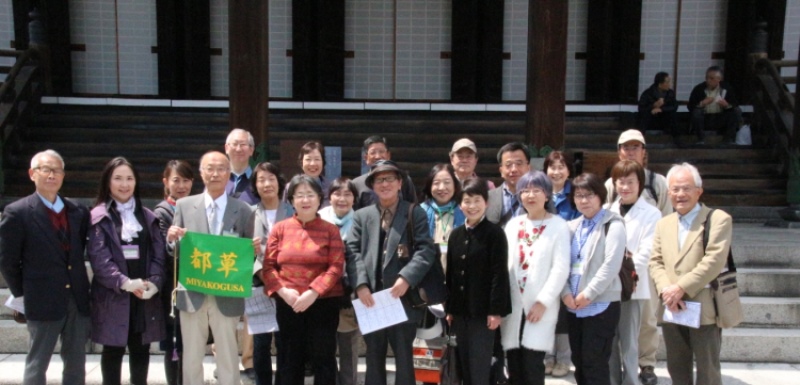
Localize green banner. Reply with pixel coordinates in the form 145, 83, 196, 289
178, 231, 254, 298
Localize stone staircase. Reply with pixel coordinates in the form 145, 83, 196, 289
0, 104, 797, 362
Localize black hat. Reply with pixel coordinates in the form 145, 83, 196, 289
365, 160, 403, 189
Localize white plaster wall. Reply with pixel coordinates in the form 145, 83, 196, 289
394, 0, 450, 100
269, 0, 292, 98
674, 0, 727, 100
344, 0, 394, 99
209, 0, 228, 97
116, 0, 157, 95
502, 0, 528, 101
782, 0, 800, 93
0, 0, 14, 68
639, 0, 679, 96
566, 0, 588, 101
70, 0, 119, 94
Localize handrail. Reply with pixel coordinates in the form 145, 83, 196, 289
752, 57, 795, 170
0, 50, 34, 105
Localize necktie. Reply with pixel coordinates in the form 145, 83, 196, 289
380, 208, 391, 231
209, 202, 219, 235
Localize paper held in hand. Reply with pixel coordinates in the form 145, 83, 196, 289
352, 288, 408, 335
663, 301, 701, 329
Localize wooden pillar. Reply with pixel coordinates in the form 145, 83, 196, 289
525, 0, 568, 149
725, 0, 786, 105
585, 0, 642, 103
156, 0, 211, 98
292, 0, 344, 101
451, 0, 504, 103
229, 0, 269, 146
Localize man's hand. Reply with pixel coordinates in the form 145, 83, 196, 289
700, 96, 715, 107
389, 277, 410, 298
252, 237, 262, 254
651, 107, 662, 115
487, 315, 501, 330
292, 289, 319, 313
356, 286, 375, 307
653, 98, 665, 108
574, 292, 592, 310
167, 226, 187, 243
526, 302, 546, 323
661, 284, 686, 310
717, 98, 730, 108
278, 287, 300, 307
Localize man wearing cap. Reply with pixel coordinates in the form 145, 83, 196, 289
604, 129, 671, 385
486, 142, 531, 228
346, 159, 436, 385
449, 138, 495, 189
352, 135, 417, 210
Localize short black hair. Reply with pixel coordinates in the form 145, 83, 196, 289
654, 72, 670, 86
422, 163, 462, 203
496, 142, 530, 164
363, 135, 388, 152
570, 173, 607, 204
286, 174, 324, 207
328, 177, 358, 200
460, 177, 489, 202
251, 162, 286, 199
706, 65, 724, 77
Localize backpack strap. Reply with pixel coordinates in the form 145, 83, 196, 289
701, 208, 736, 272
644, 169, 658, 203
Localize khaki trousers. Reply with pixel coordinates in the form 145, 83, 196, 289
661, 323, 722, 385
637, 279, 659, 367
181, 296, 241, 385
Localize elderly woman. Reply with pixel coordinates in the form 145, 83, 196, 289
88, 157, 165, 385
606, 160, 661, 385
318, 177, 361, 385
263, 174, 344, 385
249, 162, 294, 385
420, 163, 465, 270
543, 150, 579, 377
153, 160, 194, 385
445, 177, 511, 385
500, 171, 571, 385
346, 159, 436, 385
562, 173, 626, 385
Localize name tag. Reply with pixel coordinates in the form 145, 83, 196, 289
122, 245, 139, 260
570, 261, 582, 275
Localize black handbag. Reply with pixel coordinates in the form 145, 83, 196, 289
439, 333, 461, 385
403, 203, 448, 308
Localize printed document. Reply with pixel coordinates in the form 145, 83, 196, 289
244, 288, 279, 334
353, 289, 408, 334
663, 301, 701, 329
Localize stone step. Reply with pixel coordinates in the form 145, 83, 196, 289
739, 297, 800, 328
738, 268, 800, 297
731, 224, 800, 268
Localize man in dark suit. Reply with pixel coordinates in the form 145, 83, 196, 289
0, 149, 91, 385
167, 151, 254, 385
649, 162, 732, 385
225, 128, 259, 205
346, 160, 436, 385
351, 135, 417, 210
486, 142, 530, 228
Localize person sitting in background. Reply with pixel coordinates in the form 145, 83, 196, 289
687, 66, 743, 145
638, 72, 678, 144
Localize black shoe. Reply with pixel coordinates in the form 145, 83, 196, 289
639, 366, 658, 385
241, 368, 256, 381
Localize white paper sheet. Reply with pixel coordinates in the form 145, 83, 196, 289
244, 288, 279, 334
663, 301, 701, 329
4, 295, 24, 314
352, 289, 408, 335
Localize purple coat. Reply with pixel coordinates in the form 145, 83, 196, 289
88, 203, 166, 347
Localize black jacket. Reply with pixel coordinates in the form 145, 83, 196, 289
445, 218, 511, 317
638, 84, 677, 114
687, 81, 739, 113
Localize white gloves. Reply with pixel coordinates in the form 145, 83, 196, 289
141, 285, 159, 300
121, 278, 146, 293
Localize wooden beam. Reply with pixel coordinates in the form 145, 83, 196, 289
525, 0, 568, 149
229, 0, 270, 146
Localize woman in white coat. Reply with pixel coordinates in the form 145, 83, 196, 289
501, 171, 571, 385
606, 160, 661, 385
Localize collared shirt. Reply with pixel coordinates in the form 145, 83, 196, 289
379, 199, 400, 231
569, 209, 610, 318
229, 166, 253, 195
37, 193, 64, 213
501, 183, 520, 218
678, 203, 702, 250
204, 191, 228, 235
465, 215, 486, 231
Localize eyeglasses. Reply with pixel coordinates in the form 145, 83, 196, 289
574, 192, 596, 201
202, 167, 229, 175
520, 188, 545, 196
373, 175, 398, 185
227, 142, 251, 149
35, 167, 65, 176
293, 194, 318, 201
669, 186, 697, 194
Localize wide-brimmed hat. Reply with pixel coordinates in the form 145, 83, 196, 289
365, 159, 404, 189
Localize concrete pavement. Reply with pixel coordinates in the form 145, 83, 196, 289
0, 354, 797, 385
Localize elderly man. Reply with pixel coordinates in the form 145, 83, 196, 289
167, 151, 254, 385
449, 138, 495, 189
347, 159, 436, 385
486, 142, 530, 228
0, 150, 91, 385
687, 66, 743, 145
225, 128, 259, 205
649, 163, 732, 385
602, 129, 671, 385
352, 135, 417, 210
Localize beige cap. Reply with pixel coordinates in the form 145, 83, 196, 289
617, 129, 646, 146
450, 138, 477, 155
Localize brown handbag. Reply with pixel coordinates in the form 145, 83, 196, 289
703, 209, 743, 328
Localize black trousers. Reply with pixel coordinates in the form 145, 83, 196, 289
253, 332, 276, 385
364, 320, 417, 385
639, 110, 678, 138
101, 331, 151, 385
275, 297, 339, 385
690, 107, 743, 142
567, 302, 621, 385
452, 315, 496, 385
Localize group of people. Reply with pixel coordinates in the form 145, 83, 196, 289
0, 125, 733, 385
638, 65, 744, 146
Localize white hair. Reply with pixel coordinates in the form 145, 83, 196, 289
666, 162, 702, 188
30, 149, 65, 169
226, 128, 255, 147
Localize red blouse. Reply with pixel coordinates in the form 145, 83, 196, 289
263, 215, 344, 298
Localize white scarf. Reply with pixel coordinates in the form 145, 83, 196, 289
115, 199, 142, 242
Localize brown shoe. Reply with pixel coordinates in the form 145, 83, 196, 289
551, 362, 570, 377
544, 360, 554, 375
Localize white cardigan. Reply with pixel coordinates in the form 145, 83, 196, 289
500, 214, 570, 352
606, 196, 661, 300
